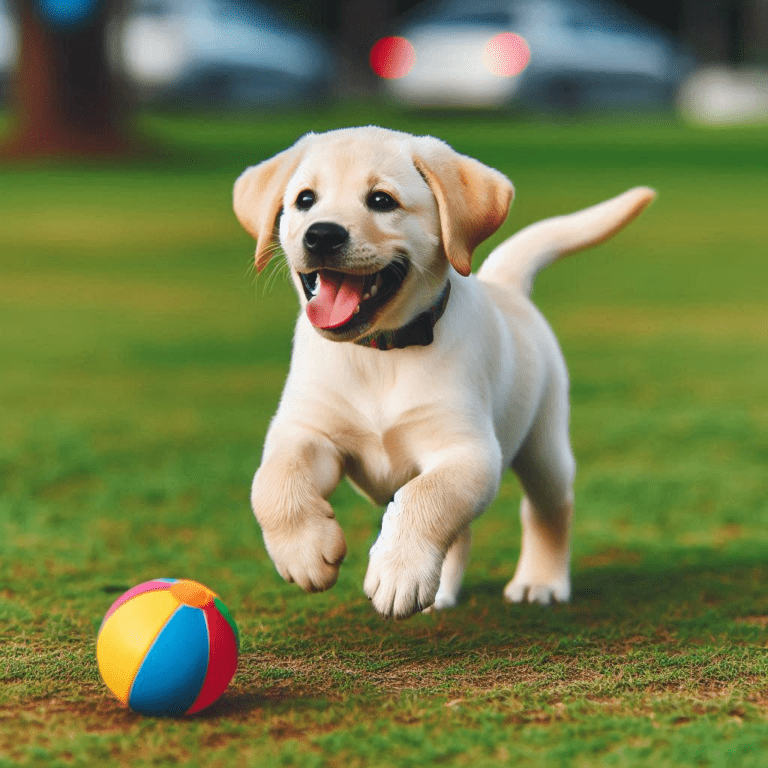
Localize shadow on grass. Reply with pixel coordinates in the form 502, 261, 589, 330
192, 692, 330, 721
457, 544, 768, 638
239, 544, 768, 671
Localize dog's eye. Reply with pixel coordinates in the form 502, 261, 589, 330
295, 190, 316, 211
367, 191, 399, 212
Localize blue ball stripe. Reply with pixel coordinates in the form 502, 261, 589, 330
128, 605, 211, 716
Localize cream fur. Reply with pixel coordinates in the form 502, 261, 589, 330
234, 126, 656, 619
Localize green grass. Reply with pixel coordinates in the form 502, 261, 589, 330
1, 106, 767, 767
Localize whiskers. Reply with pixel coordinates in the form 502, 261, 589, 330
245, 244, 293, 297
408, 257, 442, 293
263, 257, 293, 296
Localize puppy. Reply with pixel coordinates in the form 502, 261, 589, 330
234, 126, 655, 619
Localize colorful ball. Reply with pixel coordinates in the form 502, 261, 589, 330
97, 578, 239, 716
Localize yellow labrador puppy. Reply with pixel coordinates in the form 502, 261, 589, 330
234, 126, 655, 619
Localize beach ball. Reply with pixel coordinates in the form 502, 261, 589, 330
97, 578, 239, 716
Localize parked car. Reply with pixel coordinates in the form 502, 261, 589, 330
379, 0, 691, 111
116, 0, 335, 106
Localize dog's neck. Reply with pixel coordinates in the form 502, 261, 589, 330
354, 280, 451, 351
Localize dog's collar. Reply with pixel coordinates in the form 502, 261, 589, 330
354, 280, 451, 350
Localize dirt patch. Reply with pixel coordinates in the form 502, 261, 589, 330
578, 547, 643, 568
735, 616, 768, 628
5, 644, 766, 740
3, 695, 137, 722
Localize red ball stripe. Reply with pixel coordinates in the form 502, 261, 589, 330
186, 602, 239, 714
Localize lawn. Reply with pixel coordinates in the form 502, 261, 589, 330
1, 106, 767, 767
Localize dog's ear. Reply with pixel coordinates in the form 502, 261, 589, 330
233, 142, 306, 272
412, 138, 514, 276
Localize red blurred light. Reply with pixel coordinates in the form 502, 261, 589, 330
370, 37, 415, 79
483, 32, 531, 77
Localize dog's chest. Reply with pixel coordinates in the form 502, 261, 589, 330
331, 394, 424, 506
288, 332, 467, 503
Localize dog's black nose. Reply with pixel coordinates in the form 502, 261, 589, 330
303, 222, 349, 255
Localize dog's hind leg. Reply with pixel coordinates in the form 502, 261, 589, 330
505, 374, 575, 605
423, 526, 472, 612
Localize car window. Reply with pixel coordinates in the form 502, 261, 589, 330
445, 11, 514, 24
565, 0, 644, 34
209, 0, 284, 29
131, 0, 167, 15
412, 0, 517, 26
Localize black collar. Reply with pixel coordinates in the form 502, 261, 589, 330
354, 280, 451, 351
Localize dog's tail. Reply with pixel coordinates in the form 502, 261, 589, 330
477, 187, 657, 297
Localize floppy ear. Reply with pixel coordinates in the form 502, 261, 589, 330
412, 137, 514, 276
233, 142, 306, 272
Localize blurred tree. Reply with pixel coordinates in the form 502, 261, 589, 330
625, 0, 768, 65
683, 0, 768, 64
2, 0, 140, 158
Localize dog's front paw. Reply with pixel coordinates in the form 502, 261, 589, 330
364, 543, 442, 619
364, 496, 443, 619
262, 511, 347, 593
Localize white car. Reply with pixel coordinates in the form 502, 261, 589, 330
117, 0, 335, 105
381, 0, 691, 110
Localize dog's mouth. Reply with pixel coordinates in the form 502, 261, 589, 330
299, 259, 409, 337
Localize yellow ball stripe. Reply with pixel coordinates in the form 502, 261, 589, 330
97, 590, 179, 703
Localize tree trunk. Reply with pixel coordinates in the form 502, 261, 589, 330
2, 0, 144, 159
680, 0, 751, 64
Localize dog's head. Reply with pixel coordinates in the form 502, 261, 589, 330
234, 127, 513, 343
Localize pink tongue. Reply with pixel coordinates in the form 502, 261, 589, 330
306, 271, 366, 329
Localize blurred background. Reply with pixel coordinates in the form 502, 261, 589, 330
1, 0, 768, 152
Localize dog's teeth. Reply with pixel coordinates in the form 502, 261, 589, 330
374, 274, 383, 290
370, 284, 378, 297
354, 304, 360, 314
362, 293, 370, 301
